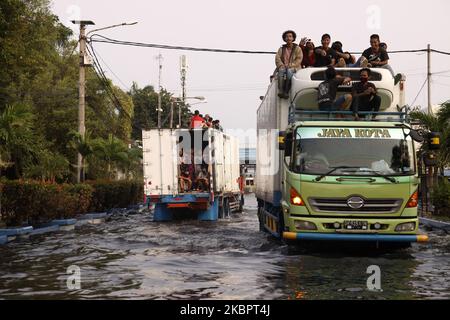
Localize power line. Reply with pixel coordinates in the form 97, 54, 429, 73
93, 49, 131, 91
433, 69, 450, 75
86, 44, 137, 127
89, 34, 275, 54
89, 34, 450, 56
431, 49, 450, 56
410, 78, 428, 106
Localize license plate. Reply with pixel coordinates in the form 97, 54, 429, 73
344, 220, 368, 230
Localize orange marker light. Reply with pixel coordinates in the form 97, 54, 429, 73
290, 187, 305, 206
406, 191, 418, 208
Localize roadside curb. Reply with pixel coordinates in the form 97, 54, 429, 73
0, 205, 145, 246
419, 217, 450, 231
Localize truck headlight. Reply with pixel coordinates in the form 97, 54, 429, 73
295, 220, 317, 231
395, 222, 416, 232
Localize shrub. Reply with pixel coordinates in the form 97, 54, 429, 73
0, 180, 142, 227
87, 180, 143, 212
0, 180, 95, 226
431, 179, 450, 216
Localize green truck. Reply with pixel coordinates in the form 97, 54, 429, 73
256, 67, 428, 245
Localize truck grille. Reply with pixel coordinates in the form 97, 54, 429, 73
309, 197, 403, 214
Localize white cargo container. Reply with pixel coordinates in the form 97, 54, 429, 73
143, 128, 243, 221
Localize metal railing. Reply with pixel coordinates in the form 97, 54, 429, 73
288, 107, 409, 124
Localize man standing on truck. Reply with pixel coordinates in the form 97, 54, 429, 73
190, 110, 205, 129
351, 68, 382, 120
275, 30, 303, 99
317, 66, 352, 115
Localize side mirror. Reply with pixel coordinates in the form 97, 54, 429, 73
409, 129, 424, 143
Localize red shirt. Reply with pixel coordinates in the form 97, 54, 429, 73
190, 115, 205, 129
301, 45, 315, 68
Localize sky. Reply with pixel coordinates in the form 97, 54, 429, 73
52, 0, 450, 146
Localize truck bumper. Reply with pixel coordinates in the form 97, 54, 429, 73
283, 232, 429, 243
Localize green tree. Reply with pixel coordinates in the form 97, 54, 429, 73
23, 151, 70, 183
410, 101, 450, 168
0, 103, 39, 178
129, 83, 191, 140
91, 134, 129, 179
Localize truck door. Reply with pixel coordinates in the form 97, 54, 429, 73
142, 129, 179, 196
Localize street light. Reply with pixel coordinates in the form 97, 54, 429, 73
86, 21, 138, 36
170, 96, 206, 128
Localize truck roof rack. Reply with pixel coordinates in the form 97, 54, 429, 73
288, 108, 410, 124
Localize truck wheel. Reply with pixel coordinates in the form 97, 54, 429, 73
277, 210, 285, 238
223, 198, 230, 217
257, 206, 265, 232
218, 197, 224, 219
239, 195, 244, 212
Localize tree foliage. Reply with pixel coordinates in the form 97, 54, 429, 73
0, 0, 192, 182
410, 102, 450, 168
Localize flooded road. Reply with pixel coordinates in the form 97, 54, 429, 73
0, 195, 449, 300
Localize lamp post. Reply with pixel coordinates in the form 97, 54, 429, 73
170, 96, 206, 128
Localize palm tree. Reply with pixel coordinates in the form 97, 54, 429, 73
0, 103, 37, 178
92, 134, 129, 179
24, 151, 70, 183
68, 131, 94, 182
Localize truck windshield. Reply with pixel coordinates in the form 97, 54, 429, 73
292, 127, 415, 176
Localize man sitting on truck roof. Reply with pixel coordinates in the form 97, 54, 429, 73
275, 30, 303, 99
317, 66, 352, 116
314, 34, 345, 68
332, 41, 356, 67
360, 34, 397, 80
351, 68, 382, 121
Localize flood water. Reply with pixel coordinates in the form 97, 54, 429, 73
0, 195, 449, 300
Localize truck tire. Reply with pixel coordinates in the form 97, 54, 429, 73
218, 197, 224, 219
223, 198, 230, 217
239, 195, 244, 212
257, 206, 265, 232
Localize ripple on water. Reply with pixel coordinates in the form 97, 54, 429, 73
0, 195, 449, 299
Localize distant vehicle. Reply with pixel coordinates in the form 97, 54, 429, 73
256, 67, 428, 246
142, 128, 243, 221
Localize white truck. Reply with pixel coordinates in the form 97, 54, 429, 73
142, 128, 243, 221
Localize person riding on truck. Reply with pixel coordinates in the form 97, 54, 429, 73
275, 30, 303, 99
314, 34, 345, 68
360, 34, 399, 83
317, 66, 352, 115
190, 110, 205, 129
351, 68, 382, 121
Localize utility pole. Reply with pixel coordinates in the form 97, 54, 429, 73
180, 55, 188, 103
427, 44, 432, 115
156, 54, 163, 129
170, 99, 174, 129
72, 20, 95, 183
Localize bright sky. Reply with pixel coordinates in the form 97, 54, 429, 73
52, 0, 450, 146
